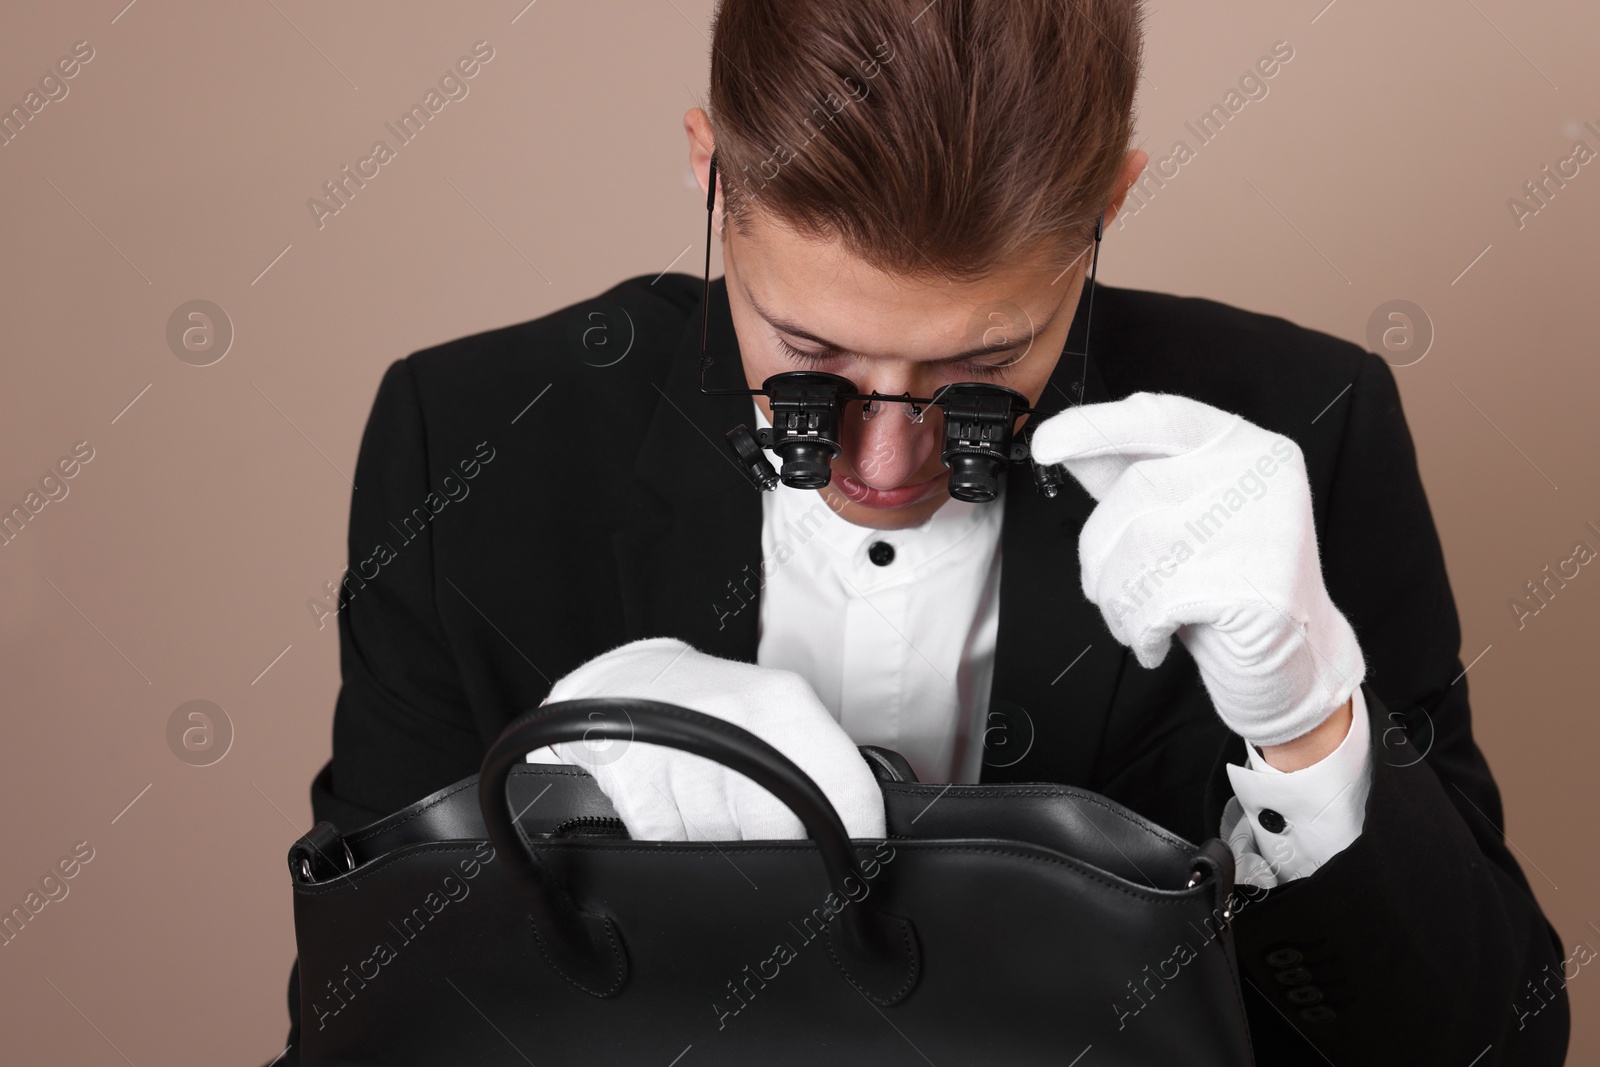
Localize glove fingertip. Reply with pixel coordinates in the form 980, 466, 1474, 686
1133, 634, 1173, 670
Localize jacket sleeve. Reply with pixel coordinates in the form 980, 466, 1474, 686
283, 357, 491, 1058
317, 356, 490, 823
1224, 352, 1570, 1065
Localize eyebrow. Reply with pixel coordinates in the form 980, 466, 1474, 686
744, 285, 1058, 364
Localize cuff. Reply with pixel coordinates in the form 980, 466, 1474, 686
1220, 686, 1373, 886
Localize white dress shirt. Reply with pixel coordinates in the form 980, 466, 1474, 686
751, 400, 1371, 884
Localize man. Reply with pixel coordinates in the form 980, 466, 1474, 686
280, 1, 1568, 1063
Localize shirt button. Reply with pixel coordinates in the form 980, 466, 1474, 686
868, 541, 895, 566
1265, 948, 1303, 967
1258, 808, 1287, 834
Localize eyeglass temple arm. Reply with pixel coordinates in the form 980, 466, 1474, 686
699, 151, 719, 371
1070, 211, 1104, 362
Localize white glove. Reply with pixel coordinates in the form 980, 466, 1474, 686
1030, 392, 1365, 748
526, 637, 886, 841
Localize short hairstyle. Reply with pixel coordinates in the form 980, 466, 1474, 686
707, 0, 1144, 282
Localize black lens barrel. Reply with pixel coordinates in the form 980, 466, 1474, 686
938, 383, 1029, 503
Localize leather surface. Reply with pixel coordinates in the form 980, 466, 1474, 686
335, 761, 1202, 892
293, 761, 1252, 1065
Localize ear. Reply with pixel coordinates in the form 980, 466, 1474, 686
683, 107, 718, 200
1102, 148, 1150, 230
683, 106, 726, 235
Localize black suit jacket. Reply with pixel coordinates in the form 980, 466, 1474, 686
281, 274, 1568, 1064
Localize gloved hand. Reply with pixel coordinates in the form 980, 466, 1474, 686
525, 637, 887, 841
1029, 392, 1365, 748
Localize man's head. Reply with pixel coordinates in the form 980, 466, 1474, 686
686, 0, 1148, 530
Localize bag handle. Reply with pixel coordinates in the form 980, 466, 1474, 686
478, 697, 920, 1003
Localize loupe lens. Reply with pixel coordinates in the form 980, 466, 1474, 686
946, 452, 1003, 503
778, 441, 835, 489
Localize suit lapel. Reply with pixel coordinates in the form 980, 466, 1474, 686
981, 297, 1129, 788
612, 277, 765, 663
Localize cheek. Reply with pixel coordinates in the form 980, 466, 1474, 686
1004, 348, 1056, 398
1008, 353, 1064, 408
728, 304, 781, 389
739, 344, 780, 391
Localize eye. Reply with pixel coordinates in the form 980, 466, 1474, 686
773, 334, 1016, 380
952, 357, 1010, 381
773, 335, 834, 367
936, 348, 1023, 381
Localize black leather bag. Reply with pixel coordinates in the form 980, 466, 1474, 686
288, 699, 1255, 1065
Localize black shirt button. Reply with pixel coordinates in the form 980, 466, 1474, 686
1265, 948, 1303, 967
868, 541, 895, 566
1258, 808, 1287, 834
1287, 986, 1324, 1005
1275, 967, 1313, 986
1300, 1005, 1337, 1022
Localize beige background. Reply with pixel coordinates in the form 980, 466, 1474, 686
1, 1, 1595, 1062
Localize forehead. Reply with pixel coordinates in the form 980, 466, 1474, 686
729, 208, 1071, 356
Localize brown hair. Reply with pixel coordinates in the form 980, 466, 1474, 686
707, 0, 1143, 282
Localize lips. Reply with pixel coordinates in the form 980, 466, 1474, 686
833, 468, 949, 510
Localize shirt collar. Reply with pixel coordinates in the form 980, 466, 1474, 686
752, 398, 999, 572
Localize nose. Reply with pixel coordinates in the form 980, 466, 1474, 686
842, 395, 938, 490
